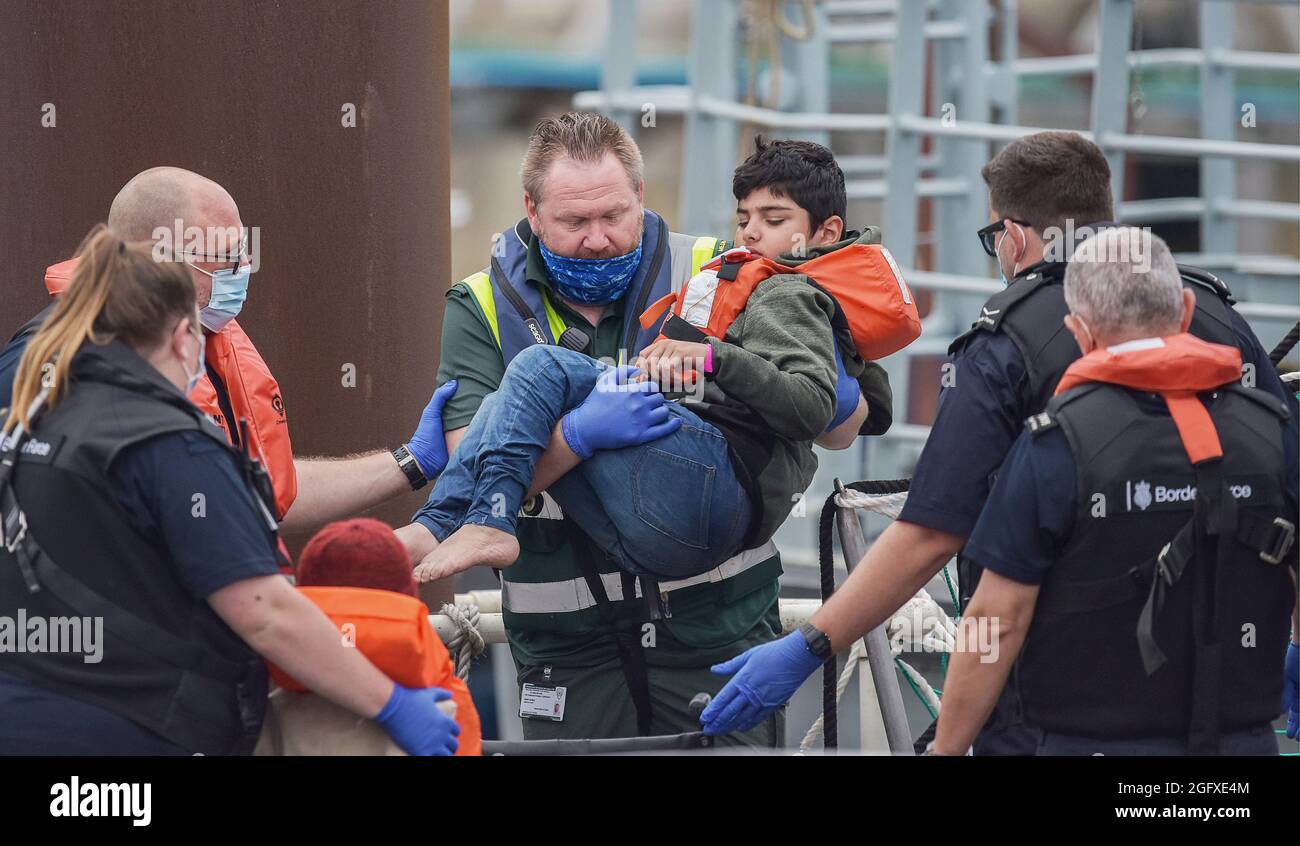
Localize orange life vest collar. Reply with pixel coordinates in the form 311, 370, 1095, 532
44, 257, 79, 297
1054, 332, 1243, 464
640, 241, 922, 362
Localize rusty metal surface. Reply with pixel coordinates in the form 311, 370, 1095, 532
1, 1, 451, 563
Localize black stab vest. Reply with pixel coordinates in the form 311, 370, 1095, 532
0, 341, 279, 755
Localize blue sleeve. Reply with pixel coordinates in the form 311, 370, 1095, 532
899, 332, 1027, 538
0, 332, 28, 410
962, 426, 1077, 585
108, 430, 281, 600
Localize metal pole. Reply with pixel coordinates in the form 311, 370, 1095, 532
602, 0, 640, 136
996, 0, 1020, 125
680, 0, 740, 235
785, 0, 831, 148
1200, 0, 1237, 255
834, 479, 914, 755
883, 0, 928, 271
1092, 0, 1135, 206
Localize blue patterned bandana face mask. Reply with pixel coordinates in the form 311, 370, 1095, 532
538, 239, 643, 305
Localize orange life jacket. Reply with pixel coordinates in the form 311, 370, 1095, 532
639, 243, 922, 361
44, 257, 298, 518
268, 586, 483, 756
1054, 332, 1244, 464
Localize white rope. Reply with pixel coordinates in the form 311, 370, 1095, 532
438, 603, 485, 681
797, 639, 867, 753
834, 488, 909, 519
896, 658, 943, 717
886, 589, 957, 655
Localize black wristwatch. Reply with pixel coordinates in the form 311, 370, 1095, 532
798, 622, 833, 663
392, 443, 428, 491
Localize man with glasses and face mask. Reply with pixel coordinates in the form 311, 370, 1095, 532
701, 130, 1292, 753
0, 166, 460, 535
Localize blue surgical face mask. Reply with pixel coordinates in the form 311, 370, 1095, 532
538, 239, 643, 305
192, 263, 252, 332
994, 222, 1024, 287
183, 327, 207, 395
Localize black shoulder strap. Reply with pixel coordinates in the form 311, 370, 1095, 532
947, 268, 1057, 355
205, 362, 242, 451
490, 252, 552, 348
565, 521, 654, 736
622, 215, 670, 354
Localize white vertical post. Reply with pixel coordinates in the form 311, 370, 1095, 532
681, 0, 740, 235
883, 0, 928, 269
1092, 0, 1135, 206
835, 480, 914, 755
602, 0, 640, 137
1200, 0, 1237, 254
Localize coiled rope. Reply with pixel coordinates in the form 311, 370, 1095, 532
438, 602, 486, 681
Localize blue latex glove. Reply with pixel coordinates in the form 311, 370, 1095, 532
405, 380, 458, 479
826, 343, 861, 432
700, 631, 825, 736
1284, 641, 1299, 740
373, 684, 460, 756
561, 365, 683, 460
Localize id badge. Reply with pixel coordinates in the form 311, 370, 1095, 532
519, 683, 567, 722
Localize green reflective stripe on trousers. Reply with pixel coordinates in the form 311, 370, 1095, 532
500, 540, 777, 614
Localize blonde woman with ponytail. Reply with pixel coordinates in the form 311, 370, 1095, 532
0, 226, 460, 757
4, 225, 203, 437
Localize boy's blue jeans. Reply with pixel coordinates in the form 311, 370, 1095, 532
412, 345, 752, 579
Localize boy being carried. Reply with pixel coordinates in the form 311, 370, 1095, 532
407, 137, 914, 584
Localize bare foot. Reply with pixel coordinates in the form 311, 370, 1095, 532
413, 523, 520, 583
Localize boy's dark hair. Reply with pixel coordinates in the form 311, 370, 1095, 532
732, 135, 847, 231
980, 131, 1114, 235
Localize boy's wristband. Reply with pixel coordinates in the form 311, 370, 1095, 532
703, 341, 714, 374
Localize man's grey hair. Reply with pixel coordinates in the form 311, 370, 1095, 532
1063, 226, 1183, 338
520, 112, 644, 203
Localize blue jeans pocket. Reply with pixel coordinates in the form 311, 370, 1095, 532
631, 446, 716, 551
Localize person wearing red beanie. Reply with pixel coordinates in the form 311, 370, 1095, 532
296, 517, 418, 597
256, 518, 483, 756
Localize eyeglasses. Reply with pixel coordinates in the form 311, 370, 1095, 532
976, 219, 1031, 258
183, 241, 249, 276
